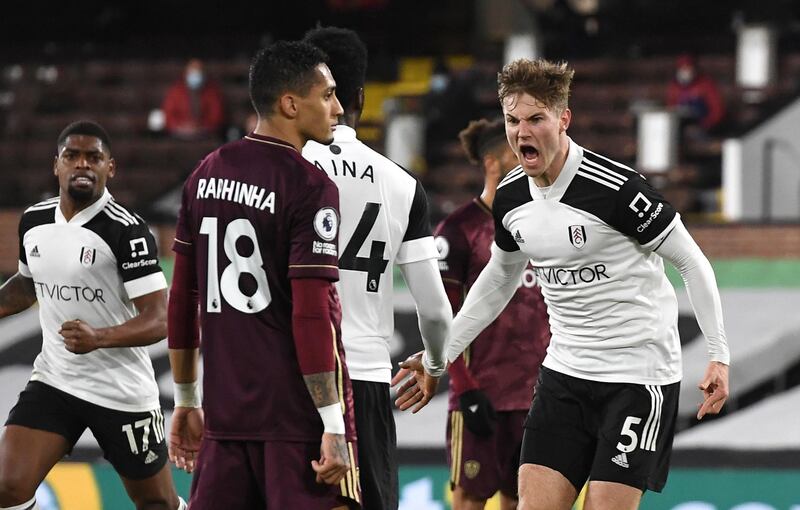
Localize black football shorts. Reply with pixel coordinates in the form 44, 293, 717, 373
520, 366, 679, 493
6, 381, 168, 480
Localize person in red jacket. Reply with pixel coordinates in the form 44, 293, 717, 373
162, 59, 225, 139
666, 54, 725, 133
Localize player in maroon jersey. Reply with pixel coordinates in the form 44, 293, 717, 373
396, 119, 550, 510
166, 41, 360, 509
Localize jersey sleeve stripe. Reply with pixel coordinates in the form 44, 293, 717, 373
497, 169, 527, 190
500, 166, 523, 182
576, 170, 621, 191
581, 157, 630, 182
103, 207, 134, 226
579, 162, 627, 185
124, 272, 168, 300
25, 202, 58, 213
583, 148, 636, 173
26, 197, 59, 209
173, 238, 192, 246
107, 200, 140, 224
287, 264, 338, 270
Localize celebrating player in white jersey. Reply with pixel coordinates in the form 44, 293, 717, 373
302, 27, 450, 510
398, 59, 730, 510
0, 121, 185, 510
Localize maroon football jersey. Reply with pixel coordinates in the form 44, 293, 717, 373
173, 133, 355, 442
435, 198, 551, 412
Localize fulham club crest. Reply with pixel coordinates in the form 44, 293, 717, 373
569, 225, 586, 249
80, 246, 96, 267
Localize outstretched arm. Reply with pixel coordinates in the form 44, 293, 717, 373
395, 258, 452, 412
0, 272, 36, 318
655, 220, 729, 419
446, 245, 527, 363
398, 258, 451, 376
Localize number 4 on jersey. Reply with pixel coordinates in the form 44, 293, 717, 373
339, 202, 389, 293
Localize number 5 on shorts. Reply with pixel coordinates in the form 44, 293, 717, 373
615, 416, 642, 453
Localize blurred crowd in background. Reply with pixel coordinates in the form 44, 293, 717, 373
1, 0, 799, 226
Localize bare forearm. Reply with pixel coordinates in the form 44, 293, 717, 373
95, 313, 166, 347
303, 372, 340, 408
96, 289, 168, 348
0, 273, 36, 318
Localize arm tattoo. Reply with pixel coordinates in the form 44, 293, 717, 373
0, 273, 37, 318
332, 434, 349, 462
302, 371, 339, 408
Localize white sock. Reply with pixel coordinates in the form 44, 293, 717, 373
0, 497, 39, 510
177, 496, 188, 510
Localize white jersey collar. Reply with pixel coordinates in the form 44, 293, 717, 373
55, 188, 112, 226
528, 137, 583, 202
332, 125, 358, 143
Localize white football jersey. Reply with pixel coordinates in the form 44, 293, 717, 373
17, 190, 166, 411
493, 138, 682, 385
303, 126, 438, 383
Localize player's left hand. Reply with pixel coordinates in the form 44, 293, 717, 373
390, 351, 423, 388
312, 433, 351, 485
60, 319, 102, 354
391, 351, 439, 413
169, 406, 204, 473
697, 361, 729, 420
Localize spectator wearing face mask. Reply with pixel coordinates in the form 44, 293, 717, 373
162, 58, 226, 139
666, 54, 725, 134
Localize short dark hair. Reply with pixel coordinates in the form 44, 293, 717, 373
249, 40, 328, 117
303, 26, 367, 111
57, 120, 112, 153
459, 118, 507, 164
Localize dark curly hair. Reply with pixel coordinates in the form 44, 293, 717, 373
303, 26, 368, 111
458, 118, 507, 164
249, 40, 328, 116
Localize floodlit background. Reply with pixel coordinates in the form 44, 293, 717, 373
1, 1, 799, 508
